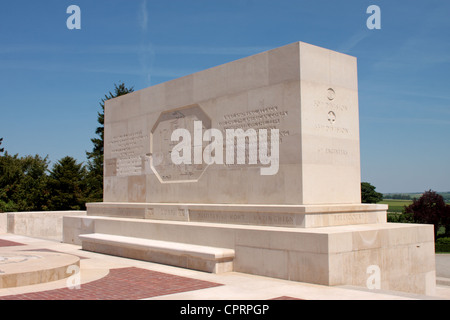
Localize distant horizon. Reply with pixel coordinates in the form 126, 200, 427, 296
382, 191, 450, 195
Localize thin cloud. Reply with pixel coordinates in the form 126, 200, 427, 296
0, 44, 272, 56
0, 59, 195, 79
337, 31, 371, 53
138, 0, 153, 85
155, 45, 272, 56
372, 3, 450, 71
138, 0, 149, 33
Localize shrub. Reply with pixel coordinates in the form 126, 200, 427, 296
387, 211, 414, 223
405, 190, 450, 239
435, 237, 450, 253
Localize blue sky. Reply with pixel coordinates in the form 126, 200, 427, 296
0, 0, 449, 193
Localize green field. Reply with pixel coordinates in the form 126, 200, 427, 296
380, 199, 413, 213
384, 192, 450, 203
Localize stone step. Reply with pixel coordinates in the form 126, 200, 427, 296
79, 233, 234, 274
436, 277, 450, 287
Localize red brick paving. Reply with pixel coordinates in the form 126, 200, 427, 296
0, 267, 222, 300
0, 239, 24, 247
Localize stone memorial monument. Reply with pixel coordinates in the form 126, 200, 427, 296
63, 42, 436, 294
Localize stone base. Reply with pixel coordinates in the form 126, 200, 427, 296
86, 202, 388, 228
0, 251, 80, 288
63, 213, 436, 295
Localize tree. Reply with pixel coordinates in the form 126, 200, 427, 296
443, 205, 450, 237
361, 182, 383, 203
0, 152, 50, 212
85, 83, 134, 202
0, 152, 22, 212
0, 137, 4, 154
47, 156, 87, 210
17, 154, 50, 211
405, 190, 450, 239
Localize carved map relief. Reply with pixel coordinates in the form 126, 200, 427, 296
150, 104, 211, 183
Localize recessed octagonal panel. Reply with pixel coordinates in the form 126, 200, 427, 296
150, 104, 211, 183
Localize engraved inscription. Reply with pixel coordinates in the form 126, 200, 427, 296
146, 208, 156, 218
219, 106, 289, 132
314, 124, 349, 134
145, 207, 189, 221
105, 158, 117, 177
329, 213, 367, 224
318, 148, 349, 156
313, 100, 350, 135
313, 100, 349, 112
117, 157, 143, 177
109, 130, 148, 177
190, 210, 296, 227
219, 105, 289, 167
111, 131, 147, 158
94, 207, 145, 218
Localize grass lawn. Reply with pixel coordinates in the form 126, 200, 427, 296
380, 199, 413, 213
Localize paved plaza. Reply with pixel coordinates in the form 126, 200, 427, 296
0, 233, 449, 301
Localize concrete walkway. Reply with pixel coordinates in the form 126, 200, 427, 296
0, 233, 449, 301
436, 253, 450, 286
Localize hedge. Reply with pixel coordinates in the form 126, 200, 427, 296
435, 237, 450, 253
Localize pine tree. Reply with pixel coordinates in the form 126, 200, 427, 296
85, 83, 134, 202
0, 138, 4, 153
47, 156, 86, 210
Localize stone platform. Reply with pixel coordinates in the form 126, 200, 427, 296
85, 202, 388, 228
2, 234, 448, 301
0, 250, 80, 288
63, 210, 436, 295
